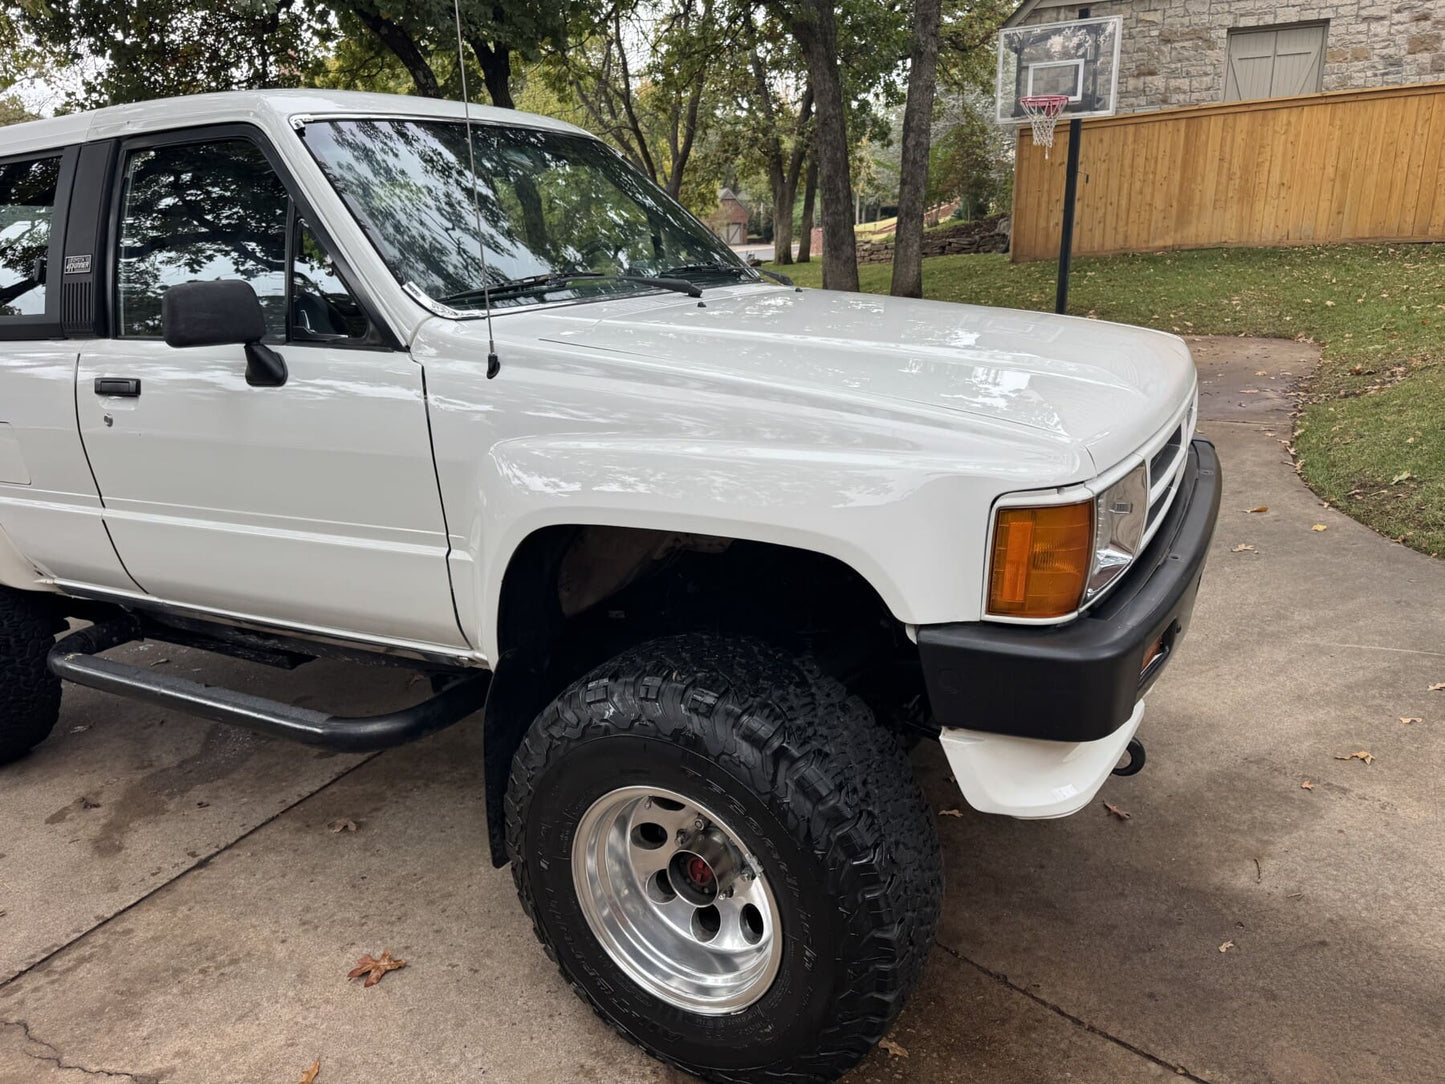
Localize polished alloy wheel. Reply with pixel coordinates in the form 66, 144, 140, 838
571, 785, 782, 1014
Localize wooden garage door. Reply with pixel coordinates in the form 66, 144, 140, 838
1225, 24, 1326, 101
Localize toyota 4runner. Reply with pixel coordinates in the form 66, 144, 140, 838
0, 90, 1220, 1082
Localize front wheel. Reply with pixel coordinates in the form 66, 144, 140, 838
505, 635, 943, 1082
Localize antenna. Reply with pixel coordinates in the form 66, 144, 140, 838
453, 0, 501, 379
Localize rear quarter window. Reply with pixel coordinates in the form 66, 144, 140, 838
0, 156, 61, 318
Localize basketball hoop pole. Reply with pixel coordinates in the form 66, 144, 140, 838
1054, 117, 1083, 315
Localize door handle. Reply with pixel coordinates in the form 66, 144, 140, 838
94, 377, 141, 397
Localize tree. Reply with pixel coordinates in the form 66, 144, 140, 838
9, 0, 326, 107
740, 20, 811, 265
784, 0, 857, 289
890, 0, 1009, 296
544, 0, 730, 204
889, 0, 939, 298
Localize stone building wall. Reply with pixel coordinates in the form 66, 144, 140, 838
1016, 1, 1445, 114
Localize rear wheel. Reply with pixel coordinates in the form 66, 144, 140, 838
506, 634, 942, 1082
0, 587, 62, 764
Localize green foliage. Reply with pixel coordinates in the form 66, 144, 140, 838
11, 0, 328, 107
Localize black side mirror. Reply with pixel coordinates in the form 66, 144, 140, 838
161, 280, 288, 388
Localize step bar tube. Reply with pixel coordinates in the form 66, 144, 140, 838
48, 618, 489, 753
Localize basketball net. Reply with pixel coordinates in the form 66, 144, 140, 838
1019, 94, 1070, 159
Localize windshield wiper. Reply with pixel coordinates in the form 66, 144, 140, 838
442, 271, 701, 305
662, 262, 752, 282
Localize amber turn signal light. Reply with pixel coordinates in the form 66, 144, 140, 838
987, 501, 1094, 618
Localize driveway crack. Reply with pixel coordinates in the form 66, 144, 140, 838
933, 939, 1212, 1083
2, 1017, 157, 1081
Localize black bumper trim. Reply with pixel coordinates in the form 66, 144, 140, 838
917, 438, 1221, 744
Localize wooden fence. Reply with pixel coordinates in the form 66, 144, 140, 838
1011, 80, 1445, 262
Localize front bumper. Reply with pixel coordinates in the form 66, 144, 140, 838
918, 438, 1221, 813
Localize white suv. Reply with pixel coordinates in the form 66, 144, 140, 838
0, 89, 1219, 1082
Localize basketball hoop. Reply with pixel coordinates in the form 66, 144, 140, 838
1018, 94, 1070, 159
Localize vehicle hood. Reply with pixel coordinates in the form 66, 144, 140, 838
530, 285, 1197, 473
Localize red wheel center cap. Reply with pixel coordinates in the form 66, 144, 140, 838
686, 856, 714, 889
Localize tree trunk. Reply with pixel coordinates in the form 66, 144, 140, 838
792, 1, 857, 290
466, 34, 515, 109
797, 152, 817, 262
890, 0, 942, 298
354, 9, 441, 98
773, 177, 797, 265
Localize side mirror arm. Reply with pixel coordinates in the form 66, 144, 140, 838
244, 341, 288, 387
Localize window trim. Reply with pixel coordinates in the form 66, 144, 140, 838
106, 122, 401, 351
0, 145, 79, 341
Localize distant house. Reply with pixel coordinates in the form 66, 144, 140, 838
707, 188, 750, 246
1004, 1, 1445, 114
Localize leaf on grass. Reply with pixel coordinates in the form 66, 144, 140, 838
1218, 940, 1235, 953
1391, 471, 1414, 485
328, 818, 358, 833
1104, 802, 1131, 821
1232, 543, 1256, 553
348, 949, 406, 988
1334, 750, 1374, 765
1400, 717, 1422, 725
1300, 780, 1315, 790
938, 808, 964, 818
879, 1038, 909, 1058
298, 1059, 321, 1084
1243, 505, 1269, 514
1311, 524, 1328, 532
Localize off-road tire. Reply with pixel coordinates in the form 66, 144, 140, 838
505, 634, 943, 1083
0, 587, 62, 764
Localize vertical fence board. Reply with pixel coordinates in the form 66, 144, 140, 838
1011, 81, 1445, 261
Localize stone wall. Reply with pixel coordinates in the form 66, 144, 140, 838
1016, 1, 1445, 114
854, 216, 1011, 264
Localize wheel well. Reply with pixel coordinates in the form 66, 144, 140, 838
481, 526, 931, 866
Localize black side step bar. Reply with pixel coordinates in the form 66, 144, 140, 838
48, 618, 490, 753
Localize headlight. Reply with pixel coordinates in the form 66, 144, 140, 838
1086, 463, 1148, 601
986, 463, 1148, 620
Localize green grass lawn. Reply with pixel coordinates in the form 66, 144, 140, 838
767, 245, 1445, 556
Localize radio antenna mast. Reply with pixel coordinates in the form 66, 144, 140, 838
453, 0, 501, 378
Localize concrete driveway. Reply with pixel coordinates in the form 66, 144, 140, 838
2, 337, 1442, 1083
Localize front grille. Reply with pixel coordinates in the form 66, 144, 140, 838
1149, 424, 1183, 491
1143, 409, 1192, 539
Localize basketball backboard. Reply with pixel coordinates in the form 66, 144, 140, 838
996, 16, 1122, 125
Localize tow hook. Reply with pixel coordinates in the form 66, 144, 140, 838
1112, 738, 1146, 777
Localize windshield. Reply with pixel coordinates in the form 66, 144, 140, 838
303, 118, 755, 311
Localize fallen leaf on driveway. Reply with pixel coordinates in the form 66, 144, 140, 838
1243, 505, 1269, 514
937, 808, 963, 818
1104, 802, 1131, 821
328, 819, 358, 833
1232, 543, 1256, 553
1219, 940, 1235, 953
1300, 780, 1315, 790
1311, 524, 1328, 532
298, 1059, 321, 1084
348, 950, 406, 988
1334, 751, 1374, 765
1400, 717, 1422, 725
879, 1038, 909, 1058
1429, 683, 1445, 692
